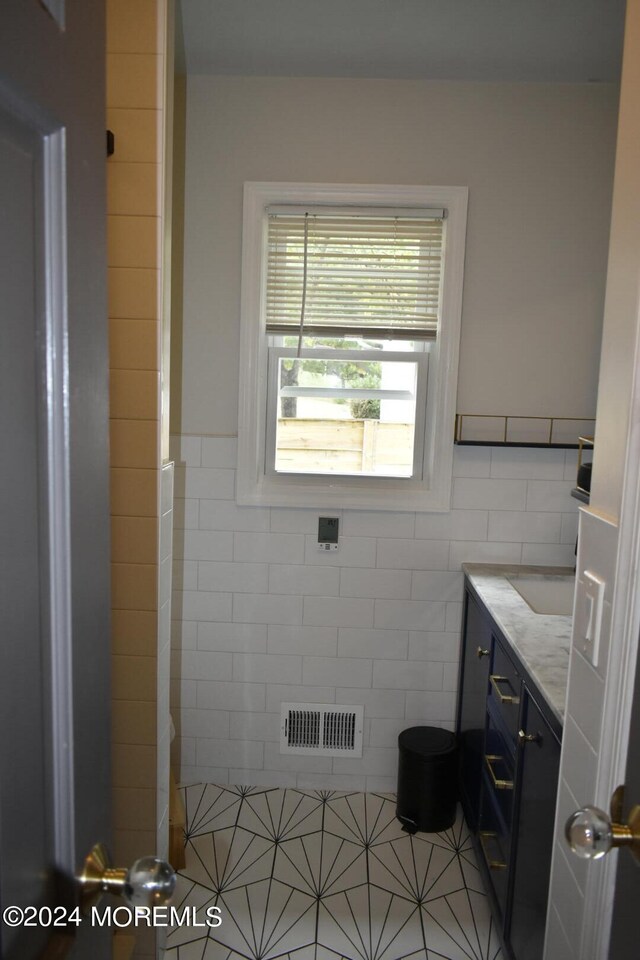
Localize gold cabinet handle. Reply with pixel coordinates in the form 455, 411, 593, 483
490, 674, 520, 705
485, 754, 514, 791
479, 830, 507, 870
518, 728, 540, 747
476, 646, 490, 659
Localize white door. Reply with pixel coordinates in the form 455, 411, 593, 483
0, 2, 111, 957
607, 647, 640, 957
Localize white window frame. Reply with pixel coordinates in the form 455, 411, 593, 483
237, 181, 468, 511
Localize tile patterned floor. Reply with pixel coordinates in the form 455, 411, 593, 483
165, 785, 504, 960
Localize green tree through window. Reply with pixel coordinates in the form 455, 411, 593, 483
280, 338, 382, 419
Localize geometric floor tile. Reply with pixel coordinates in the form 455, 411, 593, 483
165, 786, 504, 960
217, 877, 318, 958
318, 885, 420, 959
186, 827, 275, 892
183, 783, 244, 838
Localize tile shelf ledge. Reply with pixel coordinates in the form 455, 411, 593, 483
454, 439, 585, 449
454, 413, 596, 448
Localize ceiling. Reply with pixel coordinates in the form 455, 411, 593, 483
177, 0, 625, 83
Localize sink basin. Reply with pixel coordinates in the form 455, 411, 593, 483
507, 575, 575, 616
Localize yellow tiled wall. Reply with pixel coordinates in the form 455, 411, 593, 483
107, 1, 173, 957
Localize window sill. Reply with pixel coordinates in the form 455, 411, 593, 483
235, 468, 454, 512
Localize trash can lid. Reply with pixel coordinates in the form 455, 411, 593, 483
398, 725, 456, 758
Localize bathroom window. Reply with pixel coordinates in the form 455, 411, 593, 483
237, 182, 468, 511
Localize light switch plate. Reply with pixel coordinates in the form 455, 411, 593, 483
581, 569, 605, 667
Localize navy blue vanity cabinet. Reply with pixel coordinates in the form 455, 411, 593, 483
456, 592, 492, 831
477, 636, 520, 927
458, 579, 563, 960
508, 689, 561, 960
488, 638, 522, 743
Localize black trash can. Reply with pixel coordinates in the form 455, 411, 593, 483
396, 726, 458, 833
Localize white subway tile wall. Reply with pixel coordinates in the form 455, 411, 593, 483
544, 509, 619, 959
170, 436, 579, 788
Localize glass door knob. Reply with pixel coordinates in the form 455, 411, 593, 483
565, 790, 640, 863
565, 805, 615, 859
78, 843, 176, 911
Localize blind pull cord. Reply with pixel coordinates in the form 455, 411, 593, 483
296, 212, 309, 359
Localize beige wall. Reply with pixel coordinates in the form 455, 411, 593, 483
591, 9, 640, 520
107, 1, 173, 957
172, 76, 618, 439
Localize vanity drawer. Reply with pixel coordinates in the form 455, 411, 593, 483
489, 639, 521, 740
484, 710, 515, 827
478, 788, 510, 918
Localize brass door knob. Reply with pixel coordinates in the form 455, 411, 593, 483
476, 646, 490, 659
78, 843, 176, 912
565, 790, 640, 863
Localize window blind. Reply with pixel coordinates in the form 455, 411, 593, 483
265, 210, 445, 341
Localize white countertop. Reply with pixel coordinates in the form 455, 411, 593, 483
462, 564, 574, 727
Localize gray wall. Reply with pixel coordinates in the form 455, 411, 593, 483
173, 76, 618, 437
